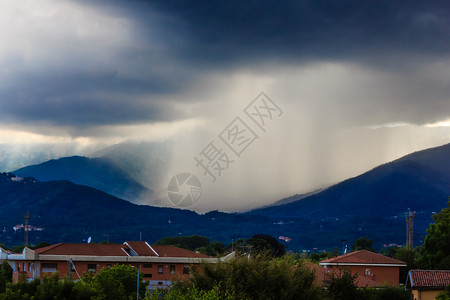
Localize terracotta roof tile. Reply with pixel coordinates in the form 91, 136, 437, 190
409, 270, 450, 288
35, 243, 128, 256
320, 250, 406, 265
33, 242, 212, 258
34, 243, 64, 254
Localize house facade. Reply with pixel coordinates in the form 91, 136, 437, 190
6, 242, 216, 289
0, 247, 11, 262
319, 250, 406, 286
406, 270, 450, 300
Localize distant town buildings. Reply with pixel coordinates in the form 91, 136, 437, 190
12, 224, 44, 232
278, 236, 292, 243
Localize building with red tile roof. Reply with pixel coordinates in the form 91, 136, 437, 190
306, 260, 378, 288
319, 250, 406, 286
6, 241, 216, 290
406, 270, 450, 300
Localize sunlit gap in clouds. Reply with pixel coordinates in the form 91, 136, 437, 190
425, 119, 450, 128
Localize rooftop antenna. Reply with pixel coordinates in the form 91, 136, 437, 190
406, 209, 415, 249
24, 211, 30, 247
341, 239, 347, 254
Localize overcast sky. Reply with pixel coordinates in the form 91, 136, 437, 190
1, 0, 449, 211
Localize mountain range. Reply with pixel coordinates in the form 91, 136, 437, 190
1, 142, 449, 251
13, 141, 171, 205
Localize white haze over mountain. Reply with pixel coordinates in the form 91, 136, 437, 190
0, 0, 449, 211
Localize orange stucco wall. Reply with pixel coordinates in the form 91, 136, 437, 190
327, 265, 400, 286
12, 260, 196, 283
411, 289, 442, 300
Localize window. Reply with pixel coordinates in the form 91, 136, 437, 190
170, 265, 175, 274
143, 273, 152, 278
88, 264, 97, 273
17, 262, 20, 272
158, 282, 163, 285
143, 263, 153, 268
29, 263, 32, 272
70, 263, 76, 273
42, 263, 58, 272
365, 268, 371, 276
183, 265, 190, 274
158, 265, 164, 274
106, 264, 112, 268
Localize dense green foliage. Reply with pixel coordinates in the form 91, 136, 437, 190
437, 285, 450, 300
309, 252, 330, 262
0, 264, 145, 300
147, 284, 235, 300
247, 234, 286, 257
176, 255, 322, 300
0, 273, 96, 300
154, 235, 210, 251
352, 237, 375, 252
0, 262, 12, 293
326, 269, 409, 300
327, 270, 360, 300
394, 246, 420, 283
196, 241, 226, 257
83, 264, 147, 300
420, 200, 450, 269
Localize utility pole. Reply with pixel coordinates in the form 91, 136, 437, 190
24, 211, 30, 247
406, 209, 415, 249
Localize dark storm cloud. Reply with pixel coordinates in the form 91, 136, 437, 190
143, 0, 450, 65
0, 0, 449, 130
0, 69, 185, 127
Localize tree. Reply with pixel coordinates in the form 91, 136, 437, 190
83, 264, 147, 300
0, 262, 13, 293
351, 237, 375, 252
326, 270, 360, 300
395, 247, 419, 284
0, 273, 97, 300
309, 252, 330, 263
10, 246, 24, 254
178, 255, 323, 300
0, 264, 147, 300
437, 285, 450, 300
155, 235, 210, 251
196, 241, 226, 257
420, 201, 450, 269
247, 234, 286, 257
147, 284, 234, 300
31, 242, 52, 250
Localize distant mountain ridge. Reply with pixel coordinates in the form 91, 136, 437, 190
14, 156, 149, 203
248, 143, 450, 243
251, 143, 450, 219
13, 141, 171, 205
1, 142, 449, 251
